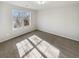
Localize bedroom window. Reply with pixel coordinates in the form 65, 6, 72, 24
12, 9, 31, 30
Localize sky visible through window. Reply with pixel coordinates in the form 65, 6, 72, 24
12, 9, 31, 17
16, 35, 60, 58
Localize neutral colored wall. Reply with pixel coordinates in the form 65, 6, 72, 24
0, 3, 37, 42
37, 5, 79, 41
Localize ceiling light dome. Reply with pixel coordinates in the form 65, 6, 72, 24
36, 1, 46, 4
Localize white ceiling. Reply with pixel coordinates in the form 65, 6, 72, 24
3, 1, 79, 10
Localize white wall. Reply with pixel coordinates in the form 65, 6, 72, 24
0, 3, 37, 42
37, 5, 79, 41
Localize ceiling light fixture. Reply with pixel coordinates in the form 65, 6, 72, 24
36, 1, 46, 4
